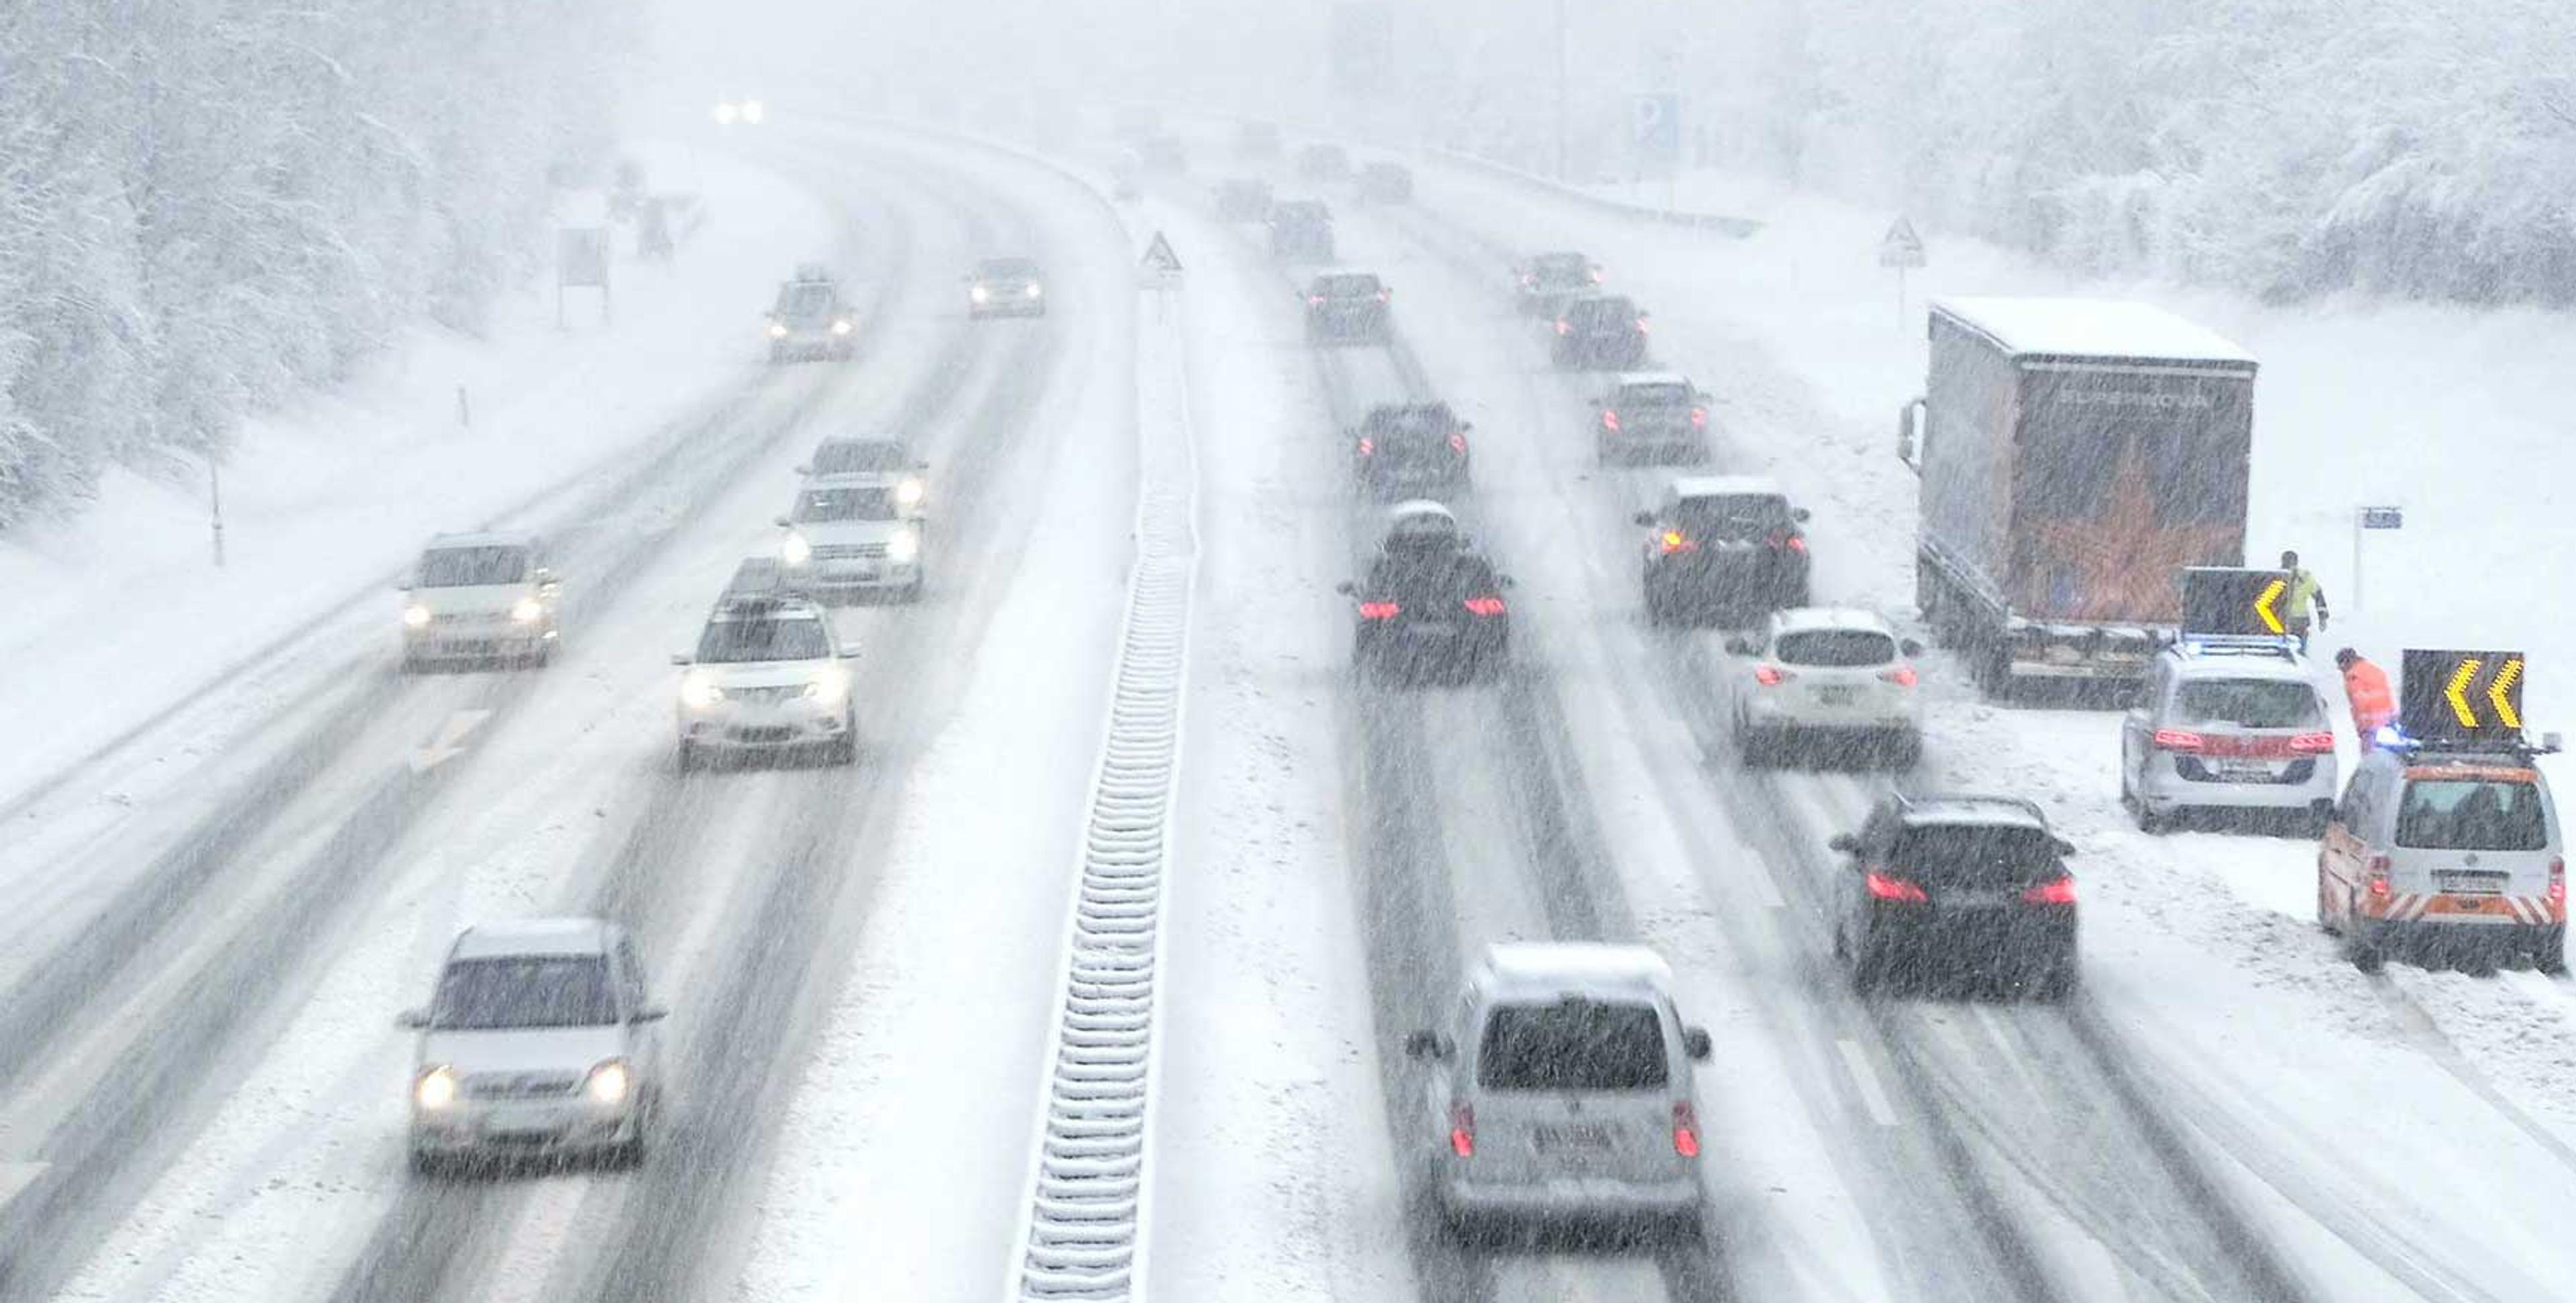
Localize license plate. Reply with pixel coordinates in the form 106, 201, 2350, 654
1409, 623, 1456, 637
2215, 760, 2274, 782
1942, 888, 2009, 908
1533, 1125, 1611, 1152
1815, 686, 1856, 706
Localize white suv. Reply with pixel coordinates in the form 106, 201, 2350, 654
397, 532, 560, 670
672, 595, 859, 770
1727, 609, 1925, 767
2119, 639, 2337, 834
777, 476, 924, 603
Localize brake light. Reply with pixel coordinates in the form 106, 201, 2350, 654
1358, 601, 1401, 619
2289, 731, 2334, 754
1520, 273, 1536, 286
1449, 1102, 1475, 1157
1601, 411, 1621, 431
1376, 289, 1391, 303
1882, 665, 1919, 687
1689, 407, 1707, 428
1356, 437, 1375, 456
1660, 530, 1695, 554
1554, 319, 1570, 335
1635, 318, 1651, 333
2548, 857, 2564, 905
1865, 872, 1929, 902
2021, 876, 2078, 906
2152, 729, 2206, 753
1462, 596, 1507, 617
1672, 1101, 1701, 1157
1448, 432, 1467, 452
1782, 534, 1807, 554
2365, 854, 2392, 897
1589, 268, 1603, 283
1753, 664, 1789, 686
1307, 295, 1325, 305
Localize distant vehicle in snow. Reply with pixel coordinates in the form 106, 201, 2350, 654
397, 531, 560, 671
1591, 372, 1709, 466
1355, 161, 1413, 204
2119, 637, 2336, 834
1551, 294, 1650, 370
1514, 250, 1601, 316
398, 917, 666, 1175
797, 436, 927, 506
1898, 298, 2257, 698
775, 476, 926, 604
1235, 120, 1283, 158
1352, 403, 1471, 502
1295, 142, 1352, 182
1403, 943, 1713, 1238
1829, 794, 2082, 999
966, 256, 1046, 319
1337, 501, 1512, 686
1303, 271, 1391, 344
1633, 476, 1810, 625
672, 594, 860, 770
1269, 199, 1335, 262
1726, 608, 1925, 769
1214, 177, 1275, 222
765, 268, 855, 362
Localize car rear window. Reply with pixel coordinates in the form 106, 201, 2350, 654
2395, 780, 2550, 851
1532, 254, 1592, 285
1619, 383, 1695, 408
2173, 678, 2321, 729
696, 617, 831, 664
417, 546, 529, 588
1776, 629, 1896, 668
1369, 552, 1499, 603
978, 259, 1038, 278
1892, 825, 2062, 887
793, 486, 899, 523
810, 441, 908, 474
1477, 1000, 1668, 1092
1674, 494, 1790, 539
1569, 297, 1635, 325
1320, 274, 1382, 297
431, 955, 614, 1030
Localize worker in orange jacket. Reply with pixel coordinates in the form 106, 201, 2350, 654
2337, 647, 2396, 750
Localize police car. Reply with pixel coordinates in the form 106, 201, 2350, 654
670, 595, 859, 770
2119, 636, 2337, 833
2317, 649, 2564, 973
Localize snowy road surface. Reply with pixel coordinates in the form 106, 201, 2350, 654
1, 109, 2571, 1303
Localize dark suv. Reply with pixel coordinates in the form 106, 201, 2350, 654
1552, 295, 1650, 369
1352, 403, 1471, 499
1827, 795, 2081, 999
1337, 505, 1512, 686
1633, 476, 1811, 624
1593, 374, 1709, 465
1305, 272, 1391, 344
1516, 251, 1601, 316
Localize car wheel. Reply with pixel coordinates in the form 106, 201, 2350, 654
2347, 922, 2385, 973
1644, 580, 1670, 627
1735, 723, 1772, 768
1884, 732, 1922, 770
1849, 939, 1884, 994
902, 574, 925, 604
2134, 800, 2167, 834
2535, 926, 2567, 976
2035, 955, 2080, 1002
676, 741, 700, 774
2315, 867, 2339, 935
830, 725, 858, 767
409, 1148, 447, 1180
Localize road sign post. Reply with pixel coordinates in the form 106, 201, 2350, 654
1138, 230, 1184, 319
1632, 93, 1681, 207
556, 226, 611, 327
1878, 216, 1927, 334
2353, 505, 2402, 611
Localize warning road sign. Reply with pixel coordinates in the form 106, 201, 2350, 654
1140, 231, 1183, 277
2400, 649, 2527, 743
1878, 216, 1926, 270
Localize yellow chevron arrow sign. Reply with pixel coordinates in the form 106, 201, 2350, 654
2444, 658, 2484, 729
2253, 578, 2286, 635
2488, 657, 2524, 730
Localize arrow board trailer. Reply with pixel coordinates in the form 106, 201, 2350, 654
2180, 566, 2293, 641
1900, 297, 2257, 701
2398, 649, 2532, 747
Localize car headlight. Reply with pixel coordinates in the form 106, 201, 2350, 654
781, 532, 812, 566
969, 285, 990, 304
740, 100, 765, 126
885, 528, 920, 564
585, 1059, 632, 1104
830, 318, 853, 335
680, 670, 724, 709
803, 665, 850, 703
895, 477, 925, 508
767, 322, 789, 339
402, 603, 432, 629
511, 597, 545, 624
414, 1065, 459, 1110
1024, 282, 1044, 299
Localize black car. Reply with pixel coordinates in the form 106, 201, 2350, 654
1552, 295, 1650, 369
1829, 795, 2080, 999
1214, 178, 1275, 222
1304, 272, 1391, 344
1297, 142, 1352, 181
1515, 251, 1600, 316
1352, 403, 1470, 500
1270, 200, 1336, 262
1340, 531, 1512, 686
1593, 373, 1709, 465
1633, 478, 1811, 624
1356, 162, 1414, 204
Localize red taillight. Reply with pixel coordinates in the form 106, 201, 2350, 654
2152, 729, 2206, 753
1376, 289, 1390, 303
1671, 1101, 1701, 1158
1449, 1102, 1475, 1157
2365, 853, 2392, 896
1635, 318, 1651, 333
1882, 665, 1919, 687
1601, 411, 1621, 431
1356, 437, 1375, 456
1659, 530, 1695, 554
1782, 535, 1807, 554
1307, 295, 1325, 305
1520, 273, 1537, 286
1753, 664, 1789, 686
2547, 857, 2564, 905
1689, 407, 1707, 428
1462, 596, 1507, 617
1448, 432, 1467, 453
1589, 268, 1603, 283
2289, 731, 2334, 754
1865, 871, 1929, 902
1554, 319, 1570, 335
1358, 601, 1401, 619
2021, 876, 2078, 906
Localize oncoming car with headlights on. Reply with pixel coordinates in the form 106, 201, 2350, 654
776, 478, 926, 602
396, 531, 560, 670
672, 594, 859, 770
398, 918, 666, 1175
796, 435, 928, 508
765, 266, 854, 362
966, 256, 1046, 318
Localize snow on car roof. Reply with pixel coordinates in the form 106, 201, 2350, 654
1897, 794, 2053, 830
1670, 474, 1785, 500
2164, 643, 2314, 680
423, 530, 537, 552
452, 917, 612, 959
1934, 297, 2257, 367
1774, 607, 1895, 635
1614, 371, 1693, 388
1478, 943, 1673, 996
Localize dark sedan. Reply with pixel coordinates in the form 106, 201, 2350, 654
1340, 549, 1512, 686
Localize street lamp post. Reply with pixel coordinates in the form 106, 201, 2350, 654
1553, 0, 1568, 180
208, 450, 226, 568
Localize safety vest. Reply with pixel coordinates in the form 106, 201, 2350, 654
2345, 659, 2396, 729
2286, 569, 2324, 619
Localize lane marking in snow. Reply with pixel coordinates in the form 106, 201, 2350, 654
1836, 1039, 1900, 1128
0, 1160, 48, 1212
407, 709, 495, 774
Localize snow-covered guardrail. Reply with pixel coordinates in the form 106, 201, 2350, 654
1419, 148, 1765, 238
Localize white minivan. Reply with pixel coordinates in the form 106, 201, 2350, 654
2318, 744, 2565, 973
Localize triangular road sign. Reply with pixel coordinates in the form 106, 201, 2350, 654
1140, 231, 1183, 275
1878, 215, 1926, 268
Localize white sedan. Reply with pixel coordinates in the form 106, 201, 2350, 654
1727, 609, 1923, 768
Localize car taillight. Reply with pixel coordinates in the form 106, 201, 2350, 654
1783, 535, 1807, 554
1554, 319, 1571, 335
1462, 596, 1507, 617
1660, 530, 1695, 554
1635, 318, 1651, 333
1764, 530, 1807, 554
2548, 857, 2565, 905
2021, 876, 2078, 906
1753, 664, 1790, 686
1356, 437, 1375, 456
2365, 853, 2392, 896
1448, 432, 1467, 452
1520, 273, 1537, 286
1672, 1101, 1701, 1157
1449, 1102, 1475, 1157
1601, 411, 1621, 431
1865, 871, 1929, 902
2152, 729, 2206, 752
1307, 295, 1325, 305
1689, 407, 1707, 428
1376, 289, 1390, 302
1882, 665, 1918, 687
1358, 601, 1401, 619
2289, 731, 2334, 753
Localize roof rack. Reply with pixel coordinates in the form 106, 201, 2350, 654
2372, 725, 2562, 760
2170, 634, 2301, 662
710, 592, 820, 620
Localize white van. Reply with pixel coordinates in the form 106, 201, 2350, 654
2318, 745, 2565, 973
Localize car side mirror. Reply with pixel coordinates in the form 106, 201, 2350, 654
1403, 1031, 1452, 1059
1498, 576, 1517, 589
2053, 839, 2078, 857
1683, 1027, 1712, 1061
1897, 397, 1924, 470
1334, 580, 1356, 595
1792, 508, 1811, 523
1724, 637, 1756, 656
394, 580, 413, 592
1632, 511, 1656, 527
916, 460, 931, 470
773, 515, 792, 529
1827, 833, 1861, 855
1459, 421, 1473, 432
396, 1008, 429, 1030
837, 644, 861, 660
670, 653, 694, 667
633, 1006, 669, 1023
1900, 638, 1924, 657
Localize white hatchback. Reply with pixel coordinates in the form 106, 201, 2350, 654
1728, 609, 1924, 768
